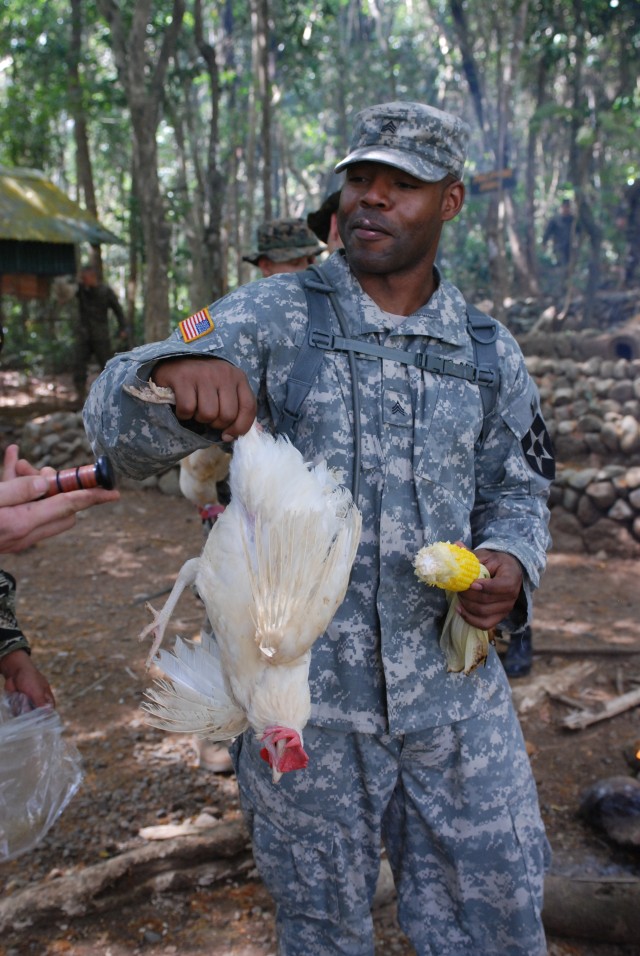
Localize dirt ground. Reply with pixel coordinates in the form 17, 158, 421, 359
1, 395, 639, 955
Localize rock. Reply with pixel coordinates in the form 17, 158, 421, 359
565, 468, 598, 490
600, 421, 621, 452
610, 380, 635, 403
585, 481, 616, 510
626, 466, 640, 489
579, 776, 640, 848
577, 414, 603, 433
553, 388, 574, 407
577, 495, 604, 526
608, 498, 634, 521
619, 415, 640, 453
561, 488, 580, 513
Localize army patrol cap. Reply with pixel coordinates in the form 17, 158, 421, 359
334, 101, 470, 183
243, 218, 325, 265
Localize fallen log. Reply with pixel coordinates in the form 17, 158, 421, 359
0, 818, 252, 933
542, 874, 640, 944
510, 661, 597, 714
561, 685, 640, 730
376, 861, 640, 945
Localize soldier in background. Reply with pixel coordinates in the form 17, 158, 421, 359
307, 190, 343, 253
542, 198, 577, 266
73, 265, 130, 402
243, 218, 325, 277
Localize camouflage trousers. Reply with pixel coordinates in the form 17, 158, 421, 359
231, 694, 550, 956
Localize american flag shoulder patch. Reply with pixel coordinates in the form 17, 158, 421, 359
178, 307, 214, 343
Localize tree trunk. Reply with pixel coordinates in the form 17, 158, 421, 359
576, 194, 602, 326
170, 101, 207, 308
194, 0, 225, 304
523, 51, 554, 291
69, 0, 103, 279
96, 0, 185, 343
505, 192, 538, 298
254, 0, 272, 221
130, 101, 173, 342
448, 0, 531, 314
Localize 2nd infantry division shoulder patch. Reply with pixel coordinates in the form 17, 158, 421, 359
179, 307, 214, 343
521, 413, 555, 479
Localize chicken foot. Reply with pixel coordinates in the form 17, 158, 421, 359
139, 557, 201, 667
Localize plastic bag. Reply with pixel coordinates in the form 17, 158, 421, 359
0, 692, 84, 862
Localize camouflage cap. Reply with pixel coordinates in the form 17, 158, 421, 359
334, 101, 470, 183
243, 218, 325, 265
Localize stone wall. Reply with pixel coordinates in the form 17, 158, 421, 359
527, 353, 640, 556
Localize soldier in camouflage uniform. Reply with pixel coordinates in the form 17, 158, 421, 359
243, 218, 325, 276
84, 101, 554, 955
73, 265, 130, 402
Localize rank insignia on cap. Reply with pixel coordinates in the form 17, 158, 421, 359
521, 413, 555, 480
179, 307, 214, 343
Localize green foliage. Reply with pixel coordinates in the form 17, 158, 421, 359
0, 0, 638, 363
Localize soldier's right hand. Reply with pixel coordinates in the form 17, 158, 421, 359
151, 356, 257, 442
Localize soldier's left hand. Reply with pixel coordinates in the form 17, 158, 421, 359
456, 549, 523, 630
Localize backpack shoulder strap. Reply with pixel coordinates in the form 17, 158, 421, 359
277, 275, 502, 443
276, 266, 335, 440
465, 303, 500, 425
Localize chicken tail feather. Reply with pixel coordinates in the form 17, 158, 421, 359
142, 633, 247, 740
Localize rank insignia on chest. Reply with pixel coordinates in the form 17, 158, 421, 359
179, 307, 214, 343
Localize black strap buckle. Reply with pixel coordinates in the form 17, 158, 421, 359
309, 329, 336, 350
476, 366, 497, 386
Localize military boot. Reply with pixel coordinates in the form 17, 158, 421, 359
502, 624, 533, 678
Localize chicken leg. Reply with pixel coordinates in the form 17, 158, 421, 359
139, 557, 200, 666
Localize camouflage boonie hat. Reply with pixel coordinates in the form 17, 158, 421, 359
334, 101, 470, 182
243, 218, 325, 265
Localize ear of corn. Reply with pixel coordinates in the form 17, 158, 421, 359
413, 540, 491, 675
413, 541, 484, 591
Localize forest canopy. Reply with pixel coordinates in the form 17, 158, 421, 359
0, 0, 638, 365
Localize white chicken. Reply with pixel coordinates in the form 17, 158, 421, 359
178, 445, 232, 525
140, 423, 362, 782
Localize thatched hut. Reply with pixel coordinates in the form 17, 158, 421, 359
0, 167, 122, 300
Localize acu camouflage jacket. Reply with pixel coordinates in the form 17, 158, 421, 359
84, 253, 553, 735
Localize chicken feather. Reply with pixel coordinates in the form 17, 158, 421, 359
142, 634, 248, 740
141, 424, 362, 782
